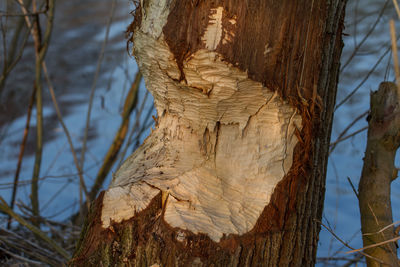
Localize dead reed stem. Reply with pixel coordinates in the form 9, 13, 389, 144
14, 0, 55, 224
7, 85, 36, 229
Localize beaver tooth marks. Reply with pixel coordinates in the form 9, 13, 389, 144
101, 3, 302, 242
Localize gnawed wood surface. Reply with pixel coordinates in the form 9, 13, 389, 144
71, 0, 346, 266
358, 82, 400, 266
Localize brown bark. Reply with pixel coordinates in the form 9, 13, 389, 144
358, 82, 400, 267
71, 1, 346, 266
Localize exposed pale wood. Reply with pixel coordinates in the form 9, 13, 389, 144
102, 43, 302, 241
71, 0, 347, 265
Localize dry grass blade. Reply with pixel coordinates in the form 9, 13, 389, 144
0, 197, 70, 259
0, 246, 42, 266
0, 228, 62, 265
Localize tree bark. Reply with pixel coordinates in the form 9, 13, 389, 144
71, 0, 346, 266
358, 82, 400, 267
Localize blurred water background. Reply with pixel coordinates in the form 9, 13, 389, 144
0, 0, 399, 265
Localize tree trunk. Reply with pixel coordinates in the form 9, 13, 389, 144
358, 82, 400, 266
71, 0, 346, 266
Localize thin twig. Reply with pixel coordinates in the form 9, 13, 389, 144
0, 21, 32, 90
42, 62, 90, 205
0, 0, 32, 95
340, 0, 389, 73
346, 177, 359, 199
317, 255, 364, 266
41, 181, 72, 212
329, 126, 368, 148
340, 254, 364, 267
88, 71, 142, 202
319, 221, 386, 264
45, 199, 78, 219
335, 43, 394, 111
329, 110, 368, 154
80, 0, 117, 176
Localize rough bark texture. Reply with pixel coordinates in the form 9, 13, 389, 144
358, 82, 400, 267
71, 0, 346, 266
